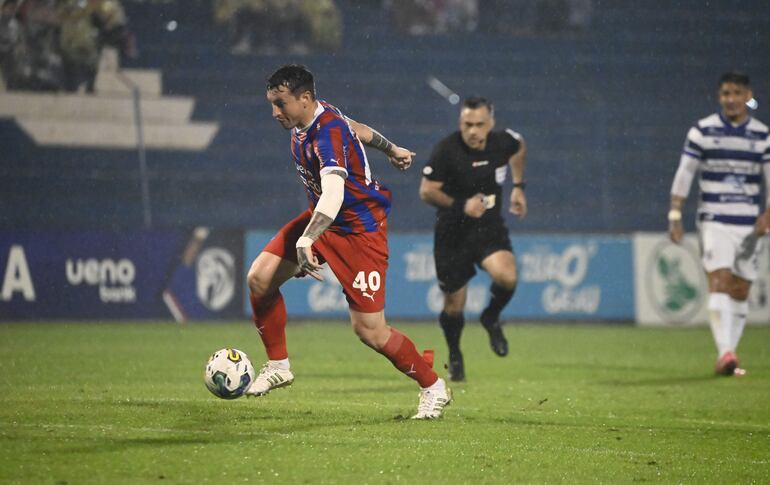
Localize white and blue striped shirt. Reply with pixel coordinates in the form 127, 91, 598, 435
676, 113, 770, 226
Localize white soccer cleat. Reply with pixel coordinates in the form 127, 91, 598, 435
411, 378, 452, 420
244, 362, 294, 397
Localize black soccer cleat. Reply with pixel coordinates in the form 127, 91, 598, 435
481, 309, 509, 357
447, 349, 465, 382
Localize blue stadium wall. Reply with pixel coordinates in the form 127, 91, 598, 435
2, 0, 769, 234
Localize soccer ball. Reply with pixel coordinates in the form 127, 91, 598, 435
204, 348, 256, 399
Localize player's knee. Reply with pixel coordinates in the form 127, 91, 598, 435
352, 324, 384, 350
443, 305, 464, 316
246, 266, 269, 297
442, 298, 465, 315
495, 273, 518, 291
729, 282, 751, 301
707, 270, 732, 293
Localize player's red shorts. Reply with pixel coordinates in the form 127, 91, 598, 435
262, 209, 389, 313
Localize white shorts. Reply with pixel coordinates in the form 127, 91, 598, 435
698, 221, 762, 281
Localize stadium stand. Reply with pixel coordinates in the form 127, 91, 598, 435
2, 0, 768, 231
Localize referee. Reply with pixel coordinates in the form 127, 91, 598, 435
419, 96, 527, 382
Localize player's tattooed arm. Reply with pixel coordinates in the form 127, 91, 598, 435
368, 129, 395, 154
301, 212, 334, 242
346, 117, 415, 171
295, 171, 346, 281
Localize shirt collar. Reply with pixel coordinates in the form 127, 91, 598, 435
719, 112, 751, 129
296, 102, 325, 134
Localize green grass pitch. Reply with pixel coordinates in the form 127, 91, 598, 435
1, 321, 768, 483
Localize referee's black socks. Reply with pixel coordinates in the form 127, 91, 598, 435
481, 283, 516, 327
439, 311, 464, 352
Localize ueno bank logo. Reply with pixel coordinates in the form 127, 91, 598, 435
66, 258, 136, 303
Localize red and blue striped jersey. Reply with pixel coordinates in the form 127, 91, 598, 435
290, 100, 392, 234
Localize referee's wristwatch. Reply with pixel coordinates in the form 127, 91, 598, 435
513, 181, 526, 190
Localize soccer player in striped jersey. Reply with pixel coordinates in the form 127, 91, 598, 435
244, 64, 451, 419
669, 71, 770, 376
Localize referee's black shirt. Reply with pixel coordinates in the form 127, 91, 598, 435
423, 130, 520, 226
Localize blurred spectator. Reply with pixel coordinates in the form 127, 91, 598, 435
566, 0, 592, 32
435, 0, 478, 33
0, 0, 22, 90
1, 0, 135, 93
215, 0, 339, 56
386, 0, 436, 35
89, 0, 137, 60
386, 0, 478, 35
214, 0, 308, 55
299, 0, 341, 52
58, 0, 98, 92
479, 0, 592, 36
16, 0, 63, 91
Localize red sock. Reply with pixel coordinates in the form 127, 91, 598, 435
249, 291, 288, 360
380, 328, 438, 388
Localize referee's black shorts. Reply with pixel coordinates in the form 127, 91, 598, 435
433, 219, 513, 293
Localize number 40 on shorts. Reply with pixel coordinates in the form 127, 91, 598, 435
352, 271, 381, 293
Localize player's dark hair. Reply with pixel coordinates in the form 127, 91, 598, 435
719, 71, 750, 88
462, 96, 494, 116
267, 64, 316, 99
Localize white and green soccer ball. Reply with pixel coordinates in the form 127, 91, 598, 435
204, 348, 255, 399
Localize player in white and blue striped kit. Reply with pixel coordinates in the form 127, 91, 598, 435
668, 72, 770, 376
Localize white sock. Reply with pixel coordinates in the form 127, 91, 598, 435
423, 377, 445, 391
707, 293, 733, 356
730, 298, 749, 353
269, 358, 290, 370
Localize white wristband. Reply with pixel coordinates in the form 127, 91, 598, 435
295, 236, 314, 248
667, 209, 682, 222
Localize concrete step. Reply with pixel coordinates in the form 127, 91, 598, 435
15, 119, 219, 151
95, 69, 163, 96
0, 92, 194, 124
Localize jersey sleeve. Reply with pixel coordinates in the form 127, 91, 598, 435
503, 129, 522, 158
682, 126, 705, 161
671, 126, 703, 198
314, 119, 350, 177
422, 138, 450, 182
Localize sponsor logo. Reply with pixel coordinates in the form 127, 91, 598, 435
1, 245, 36, 302
196, 247, 235, 311
403, 245, 436, 282
520, 243, 600, 314
495, 166, 507, 184
722, 174, 746, 190
472, 160, 489, 167
645, 240, 705, 323
308, 266, 348, 312
427, 283, 486, 314
66, 257, 136, 303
